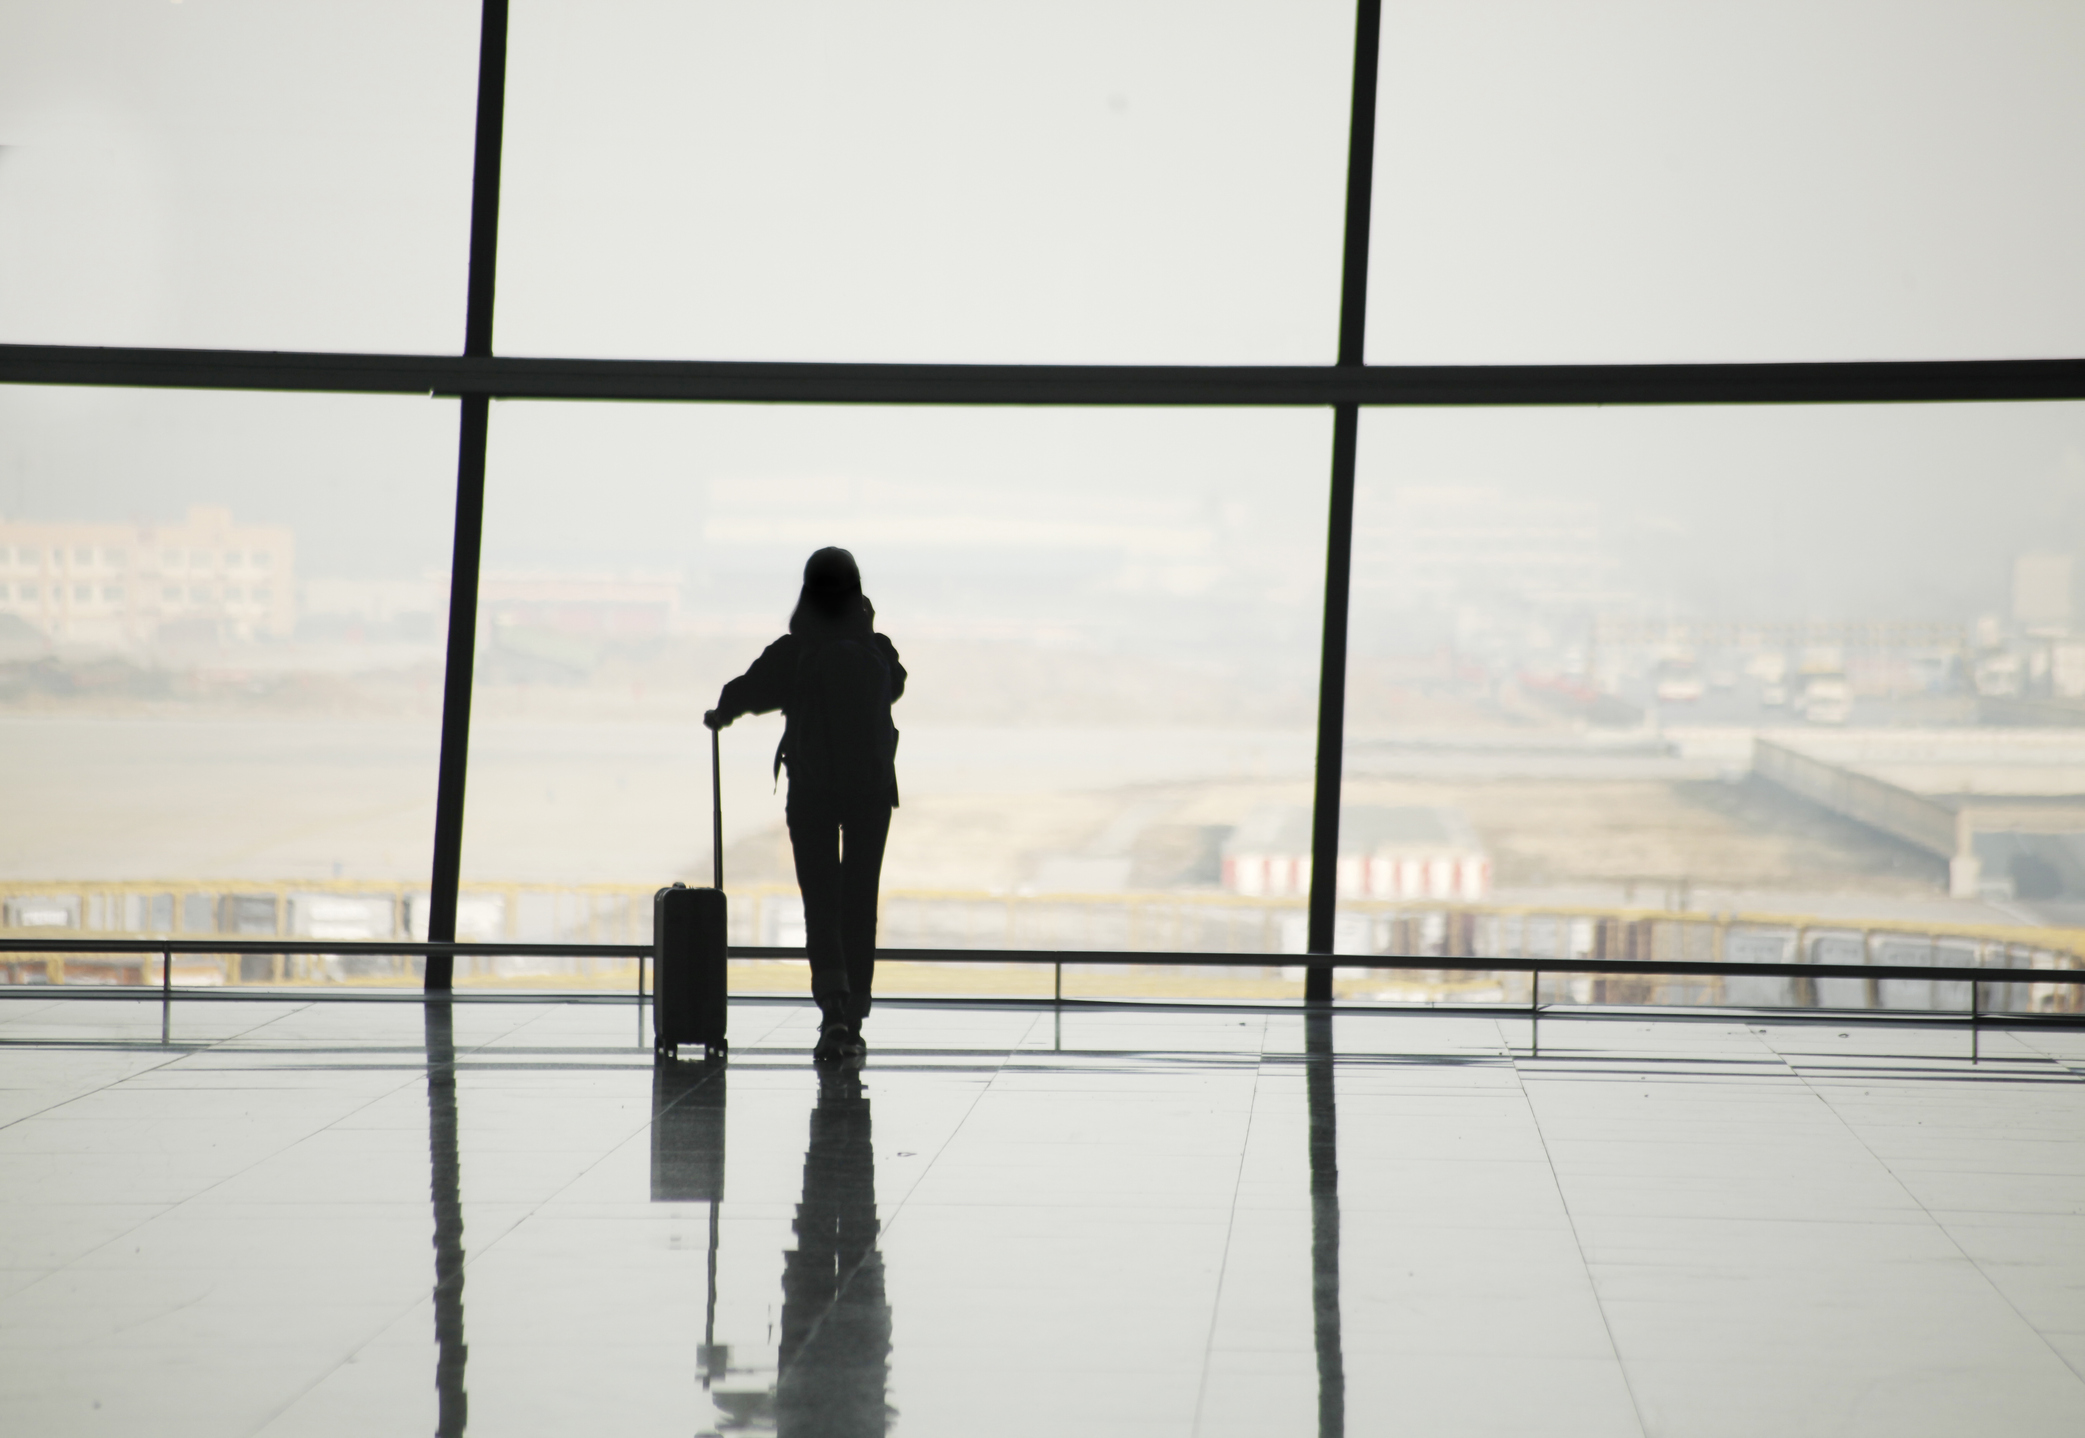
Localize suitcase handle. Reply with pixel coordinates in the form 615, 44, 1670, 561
711, 723, 724, 891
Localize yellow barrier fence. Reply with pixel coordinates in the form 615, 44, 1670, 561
4, 878, 2081, 1011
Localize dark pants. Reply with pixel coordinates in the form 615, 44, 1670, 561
787, 789, 892, 1029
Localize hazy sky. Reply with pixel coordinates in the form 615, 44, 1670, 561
1368, 0, 2085, 364
2, 2, 2083, 628
1358, 402, 2085, 628
5, 1, 2079, 361
481, 401, 1331, 682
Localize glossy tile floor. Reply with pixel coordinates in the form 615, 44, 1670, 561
3, 998, 2085, 1436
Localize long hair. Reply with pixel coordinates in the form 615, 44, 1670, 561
788, 546, 871, 638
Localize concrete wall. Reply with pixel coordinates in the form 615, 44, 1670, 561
1754, 737, 2085, 897
1754, 739, 1960, 858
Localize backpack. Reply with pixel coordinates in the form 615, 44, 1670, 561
785, 637, 897, 801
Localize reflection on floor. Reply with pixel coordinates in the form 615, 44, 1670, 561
4, 997, 2085, 1436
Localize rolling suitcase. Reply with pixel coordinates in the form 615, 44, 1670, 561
654, 726, 729, 1062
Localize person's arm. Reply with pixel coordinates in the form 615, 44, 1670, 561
705, 637, 796, 730
876, 633, 906, 703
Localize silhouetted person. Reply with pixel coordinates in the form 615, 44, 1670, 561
775, 1066, 892, 1436
706, 548, 904, 1063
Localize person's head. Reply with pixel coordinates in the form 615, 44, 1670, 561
790, 546, 867, 635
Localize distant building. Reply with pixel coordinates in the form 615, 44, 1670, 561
2054, 641, 2085, 700
474, 571, 682, 637
1354, 485, 1632, 616
299, 569, 686, 642
1222, 805, 1491, 901
301, 576, 446, 628
2014, 553, 2075, 635
0, 506, 294, 646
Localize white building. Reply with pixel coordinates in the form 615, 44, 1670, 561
1221, 804, 1491, 902
0, 506, 295, 646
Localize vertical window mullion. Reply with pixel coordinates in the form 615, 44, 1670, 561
1307, 0, 1384, 993
427, 0, 512, 990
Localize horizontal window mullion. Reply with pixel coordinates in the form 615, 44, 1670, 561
1, 343, 2081, 408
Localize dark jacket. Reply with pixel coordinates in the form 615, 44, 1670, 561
715, 626, 906, 806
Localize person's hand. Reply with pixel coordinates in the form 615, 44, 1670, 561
703, 709, 724, 731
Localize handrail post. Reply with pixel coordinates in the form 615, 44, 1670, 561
161, 944, 172, 1046
1969, 972, 1979, 1064
1530, 961, 1540, 1058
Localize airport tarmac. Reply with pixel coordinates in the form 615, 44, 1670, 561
0, 714, 2037, 931
0, 714, 1311, 887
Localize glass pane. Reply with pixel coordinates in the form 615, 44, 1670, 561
1369, 1, 2085, 362
1337, 402, 2085, 1016
497, 1, 1353, 362
462, 401, 1331, 994
0, 1, 478, 351
0, 385, 457, 988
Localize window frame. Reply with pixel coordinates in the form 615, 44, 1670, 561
0, 0, 2080, 993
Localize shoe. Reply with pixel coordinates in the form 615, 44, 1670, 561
842, 1028, 867, 1058
813, 1026, 851, 1064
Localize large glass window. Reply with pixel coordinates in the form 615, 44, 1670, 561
459, 400, 1331, 992
1335, 400, 2085, 1011
0, 0, 478, 352
5, 3, 2081, 1012
497, 0, 1353, 362
0, 386, 457, 986
1368, 1, 2085, 362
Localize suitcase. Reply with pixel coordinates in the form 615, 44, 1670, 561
653, 727, 729, 1062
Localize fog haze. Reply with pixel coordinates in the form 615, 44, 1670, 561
5, 2, 2085, 926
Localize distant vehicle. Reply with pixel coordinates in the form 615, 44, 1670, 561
1802, 676, 1853, 724
1906, 653, 1953, 693
1974, 653, 2022, 697
1800, 644, 1845, 677
1746, 651, 1790, 685
1653, 656, 1705, 703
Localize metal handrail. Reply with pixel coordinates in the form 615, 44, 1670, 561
1, 935, 2079, 990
